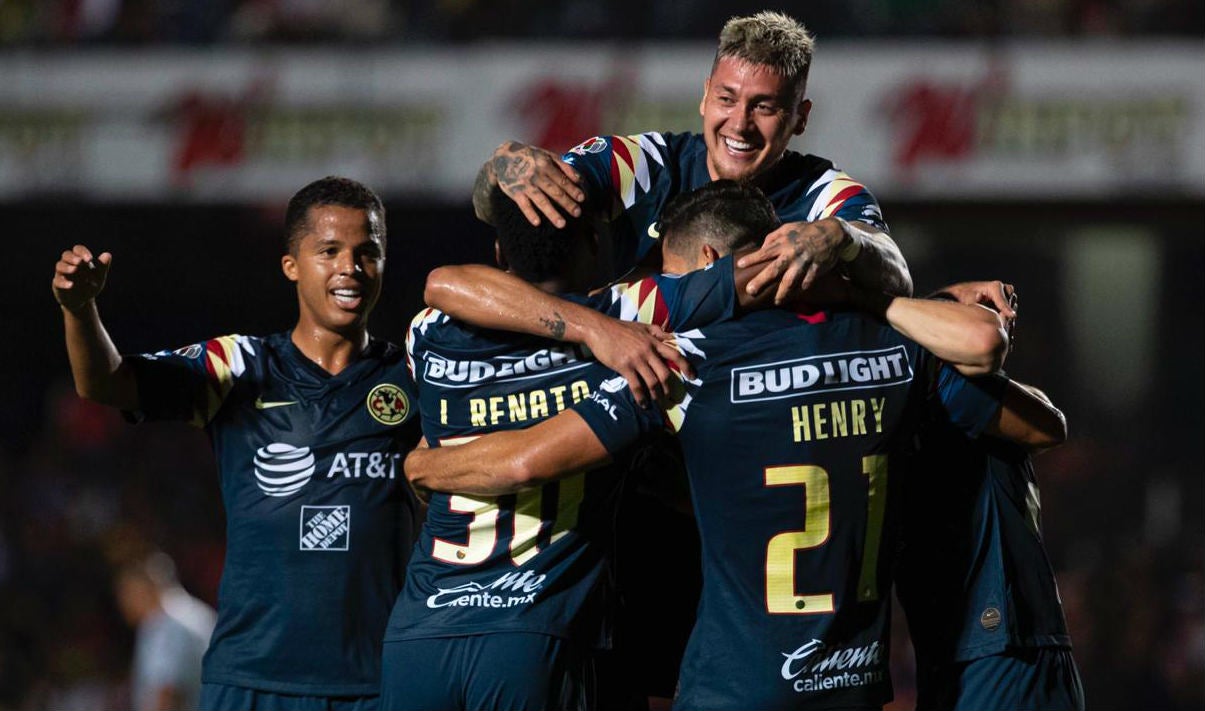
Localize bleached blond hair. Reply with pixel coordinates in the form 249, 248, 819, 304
714, 11, 815, 100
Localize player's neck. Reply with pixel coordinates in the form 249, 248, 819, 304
290, 322, 369, 376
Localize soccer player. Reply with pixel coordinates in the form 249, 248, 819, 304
471, 11, 957, 309
378, 185, 780, 711
51, 176, 421, 710
897, 368, 1084, 709
406, 184, 1064, 711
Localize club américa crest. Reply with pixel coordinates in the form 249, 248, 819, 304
366, 383, 410, 425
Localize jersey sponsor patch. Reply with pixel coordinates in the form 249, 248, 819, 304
730, 346, 913, 404
420, 346, 591, 388
299, 505, 350, 551
367, 383, 410, 425
425, 569, 546, 610
254, 443, 316, 496
779, 639, 888, 696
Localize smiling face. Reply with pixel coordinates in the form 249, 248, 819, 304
281, 204, 385, 340
700, 56, 811, 184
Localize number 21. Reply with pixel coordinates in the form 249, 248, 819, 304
764, 454, 888, 614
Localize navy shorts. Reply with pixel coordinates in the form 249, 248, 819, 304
199, 683, 378, 711
917, 647, 1085, 711
379, 633, 594, 711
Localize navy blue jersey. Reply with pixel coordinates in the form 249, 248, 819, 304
575, 308, 1005, 711
897, 419, 1072, 668
562, 132, 889, 281
385, 264, 736, 645
127, 331, 421, 696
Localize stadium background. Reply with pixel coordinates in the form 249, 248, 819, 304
1, 2, 1202, 709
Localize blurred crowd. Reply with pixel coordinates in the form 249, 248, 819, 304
0, 0, 1202, 45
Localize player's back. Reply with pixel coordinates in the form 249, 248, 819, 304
387, 304, 627, 645
665, 308, 1002, 711
897, 420, 1071, 689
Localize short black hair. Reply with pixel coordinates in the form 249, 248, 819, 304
660, 180, 780, 259
284, 176, 386, 254
490, 188, 587, 283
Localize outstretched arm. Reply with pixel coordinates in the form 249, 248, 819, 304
472, 141, 585, 227
51, 245, 138, 410
986, 380, 1067, 452
851, 287, 1009, 376
406, 410, 611, 497
424, 265, 691, 406
738, 218, 913, 303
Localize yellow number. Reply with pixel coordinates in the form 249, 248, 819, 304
765, 465, 834, 614
856, 454, 888, 602
511, 472, 585, 565
432, 494, 499, 564
764, 456, 890, 614
432, 436, 586, 567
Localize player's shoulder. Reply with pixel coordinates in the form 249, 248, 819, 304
564, 131, 699, 167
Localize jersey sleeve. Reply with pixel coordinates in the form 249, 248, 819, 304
571, 374, 666, 455
563, 132, 670, 215
804, 169, 889, 233
931, 366, 1008, 439
588, 256, 736, 331
405, 306, 449, 388
125, 334, 254, 427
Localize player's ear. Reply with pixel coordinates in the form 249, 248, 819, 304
281, 253, 299, 282
793, 99, 812, 136
701, 244, 721, 266
699, 76, 710, 117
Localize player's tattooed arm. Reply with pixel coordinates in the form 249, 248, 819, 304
539, 312, 567, 340
738, 218, 913, 304
472, 141, 585, 228
406, 410, 612, 496
424, 264, 691, 407
51, 244, 139, 410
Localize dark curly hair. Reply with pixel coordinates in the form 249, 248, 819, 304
284, 176, 386, 255
489, 187, 588, 283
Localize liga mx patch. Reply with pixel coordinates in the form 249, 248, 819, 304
299, 506, 350, 551
568, 136, 607, 156
367, 383, 409, 425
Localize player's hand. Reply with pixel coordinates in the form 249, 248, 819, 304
52, 244, 111, 312
490, 141, 585, 228
932, 280, 1017, 321
737, 218, 848, 305
583, 320, 693, 409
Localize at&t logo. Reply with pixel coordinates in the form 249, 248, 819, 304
254, 443, 315, 496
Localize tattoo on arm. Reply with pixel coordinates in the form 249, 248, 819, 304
845, 232, 913, 297
540, 312, 567, 340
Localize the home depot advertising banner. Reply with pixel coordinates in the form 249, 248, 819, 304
1, 43, 1201, 201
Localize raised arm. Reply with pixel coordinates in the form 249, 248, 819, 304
51, 245, 139, 410
472, 141, 585, 228
406, 410, 611, 497
985, 380, 1068, 452
738, 217, 913, 303
851, 287, 1008, 376
424, 264, 690, 406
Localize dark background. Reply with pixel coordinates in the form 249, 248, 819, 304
1, 0, 1203, 709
